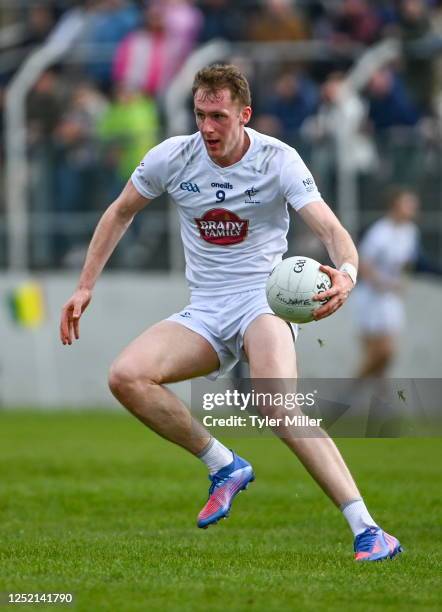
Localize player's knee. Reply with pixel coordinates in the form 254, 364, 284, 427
108, 358, 158, 400
108, 361, 133, 399
377, 344, 394, 367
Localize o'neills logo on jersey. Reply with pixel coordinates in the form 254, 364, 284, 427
195, 208, 249, 246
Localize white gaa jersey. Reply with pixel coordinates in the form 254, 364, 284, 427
359, 217, 419, 285
131, 127, 322, 296
352, 217, 419, 333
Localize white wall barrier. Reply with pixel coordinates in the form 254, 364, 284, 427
1, 274, 441, 408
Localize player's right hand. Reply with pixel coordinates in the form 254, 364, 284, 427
60, 288, 92, 345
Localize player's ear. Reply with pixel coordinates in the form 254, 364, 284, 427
241, 106, 252, 126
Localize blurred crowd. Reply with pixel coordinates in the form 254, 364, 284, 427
0, 0, 441, 267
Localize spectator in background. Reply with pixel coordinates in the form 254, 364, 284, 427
83, 0, 140, 92
366, 67, 420, 131
352, 187, 420, 377
27, 70, 69, 265
27, 69, 67, 198
365, 67, 423, 184
27, 69, 66, 135
53, 82, 108, 263
254, 71, 318, 147
432, 0, 442, 116
97, 85, 159, 201
24, 4, 56, 46
301, 72, 377, 201
247, 0, 308, 42
303, 1, 335, 41
398, 0, 431, 42
331, 0, 381, 46
398, 0, 433, 112
95, 84, 160, 265
374, 0, 401, 36
54, 82, 108, 213
198, 0, 246, 43
113, 0, 202, 98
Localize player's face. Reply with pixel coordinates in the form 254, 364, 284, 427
194, 88, 252, 167
393, 193, 419, 222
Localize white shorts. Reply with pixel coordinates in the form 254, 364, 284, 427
167, 288, 297, 379
351, 285, 405, 335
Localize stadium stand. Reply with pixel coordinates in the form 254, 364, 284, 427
0, 0, 441, 270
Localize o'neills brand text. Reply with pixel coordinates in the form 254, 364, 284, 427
195, 208, 249, 246
211, 182, 233, 189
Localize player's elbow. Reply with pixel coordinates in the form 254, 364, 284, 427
109, 199, 135, 228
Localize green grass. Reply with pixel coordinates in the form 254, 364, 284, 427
0, 411, 440, 612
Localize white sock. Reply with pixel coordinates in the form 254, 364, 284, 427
341, 498, 379, 536
198, 438, 233, 475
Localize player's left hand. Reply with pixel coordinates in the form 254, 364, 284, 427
312, 264, 354, 320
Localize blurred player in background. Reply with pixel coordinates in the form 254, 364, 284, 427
60, 64, 402, 562
353, 187, 419, 377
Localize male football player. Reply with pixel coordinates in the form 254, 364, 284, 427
353, 187, 420, 377
60, 64, 402, 561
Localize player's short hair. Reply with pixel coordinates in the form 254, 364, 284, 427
192, 64, 252, 107
384, 185, 417, 210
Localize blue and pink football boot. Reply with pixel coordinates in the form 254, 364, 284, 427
354, 526, 403, 561
197, 452, 255, 528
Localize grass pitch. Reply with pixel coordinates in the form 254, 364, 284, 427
0, 411, 440, 612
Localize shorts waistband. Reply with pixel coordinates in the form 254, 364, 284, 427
190, 284, 267, 299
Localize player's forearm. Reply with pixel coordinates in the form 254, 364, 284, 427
324, 225, 358, 271
77, 202, 133, 291
298, 202, 358, 278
